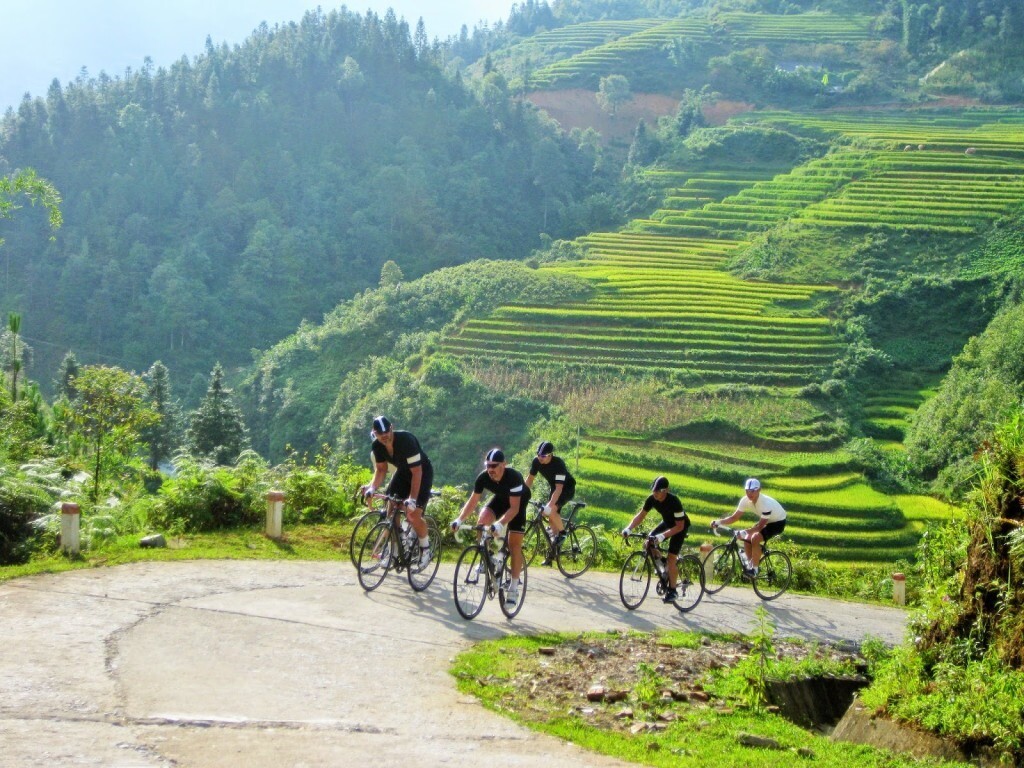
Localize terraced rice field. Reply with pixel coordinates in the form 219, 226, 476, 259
526, 12, 874, 89
443, 229, 841, 387
441, 109, 1022, 566
570, 436, 946, 565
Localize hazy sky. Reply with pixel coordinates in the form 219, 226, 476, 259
1, 1, 513, 112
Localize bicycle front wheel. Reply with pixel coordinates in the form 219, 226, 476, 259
453, 545, 488, 620
704, 543, 739, 594
753, 550, 793, 601
671, 554, 705, 613
618, 551, 651, 610
348, 508, 382, 568
356, 522, 395, 591
556, 524, 598, 579
498, 563, 528, 620
407, 517, 442, 592
522, 521, 546, 567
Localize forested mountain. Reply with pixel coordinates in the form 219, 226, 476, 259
0, 7, 619, 398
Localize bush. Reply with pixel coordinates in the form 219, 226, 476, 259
148, 452, 269, 533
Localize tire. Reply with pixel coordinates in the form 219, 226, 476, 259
356, 522, 394, 592
704, 543, 738, 595
671, 554, 705, 613
453, 545, 488, 620
618, 551, 652, 610
498, 562, 527, 619
753, 550, 793, 601
349, 508, 384, 568
407, 518, 442, 592
556, 524, 598, 579
522, 521, 546, 568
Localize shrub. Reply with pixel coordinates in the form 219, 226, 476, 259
148, 452, 269, 533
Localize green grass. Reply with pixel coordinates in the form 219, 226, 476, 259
452, 631, 972, 768
0, 523, 353, 584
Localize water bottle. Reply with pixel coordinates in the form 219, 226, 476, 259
491, 550, 505, 573
401, 519, 415, 547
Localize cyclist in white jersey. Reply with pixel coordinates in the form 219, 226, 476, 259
713, 478, 786, 577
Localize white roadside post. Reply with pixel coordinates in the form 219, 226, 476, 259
699, 542, 714, 586
892, 572, 906, 606
61, 502, 81, 555
266, 491, 285, 539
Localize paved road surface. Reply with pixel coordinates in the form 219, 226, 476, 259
0, 560, 907, 767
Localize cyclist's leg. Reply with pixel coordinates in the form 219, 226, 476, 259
548, 501, 564, 537
506, 503, 528, 581
747, 530, 765, 568
665, 523, 688, 588
757, 521, 786, 566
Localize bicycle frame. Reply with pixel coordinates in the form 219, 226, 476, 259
704, 525, 792, 601
452, 525, 527, 620
619, 532, 704, 613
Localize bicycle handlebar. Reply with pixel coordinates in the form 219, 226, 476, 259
711, 524, 747, 540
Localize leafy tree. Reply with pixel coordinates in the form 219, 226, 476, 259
141, 361, 180, 471
379, 260, 405, 287
906, 300, 1024, 492
0, 169, 62, 247
596, 74, 631, 116
63, 366, 157, 503
185, 363, 250, 465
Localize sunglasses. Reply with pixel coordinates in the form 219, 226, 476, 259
484, 462, 501, 469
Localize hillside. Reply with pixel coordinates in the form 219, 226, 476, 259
6, 0, 1024, 572
243, 0, 1024, 569
0, 7, 619, 396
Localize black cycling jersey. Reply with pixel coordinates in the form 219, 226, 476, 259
370, 430, 431, 475
474, 467, 531, 513
528, 455, 576, 501
642, 492, 689, 530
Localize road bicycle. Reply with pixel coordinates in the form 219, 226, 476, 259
452, 525, 528, 620
703, 525, 792, 601
521, 499, 597, 579
618, 531, 704, 613
348, 489, 439, 568
355, 492, 442, 593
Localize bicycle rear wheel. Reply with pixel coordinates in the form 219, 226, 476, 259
556, 524, 598, 579
522, 520, 546, 567
453, 545, 488, 620
671, 554, 705, 613
498, 563, 527, 619
618, 551, 651, 610
753, 550, 793, 601
348, 508, 384, 568
407, 517, 442, 592
704, 543, 739, 594
356, 522, 395, 591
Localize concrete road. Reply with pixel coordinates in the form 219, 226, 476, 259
0, 560, 907, 767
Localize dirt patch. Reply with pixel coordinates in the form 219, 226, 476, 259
525, 89, 681, 144
497, 632, 864, 732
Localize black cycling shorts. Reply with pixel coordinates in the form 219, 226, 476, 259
762, 519, 786, 542
653, 517, 690, 555
485, 495, 529, 533
386, 464, 434, 509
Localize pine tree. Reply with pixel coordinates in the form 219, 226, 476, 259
141, 360, 180, 471
185, 363, 249, 465
55, 351, 80, 400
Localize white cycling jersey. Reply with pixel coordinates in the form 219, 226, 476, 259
735, 493, 787, 524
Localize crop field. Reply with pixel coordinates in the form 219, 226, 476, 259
526, 12, 875, 89
441, 109, 1022, 568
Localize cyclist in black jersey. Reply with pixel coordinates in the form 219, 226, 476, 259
621, 476, 691, 603
524, 440, 576, 566
450, 448, 531, 607
359, 416, 434, 567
